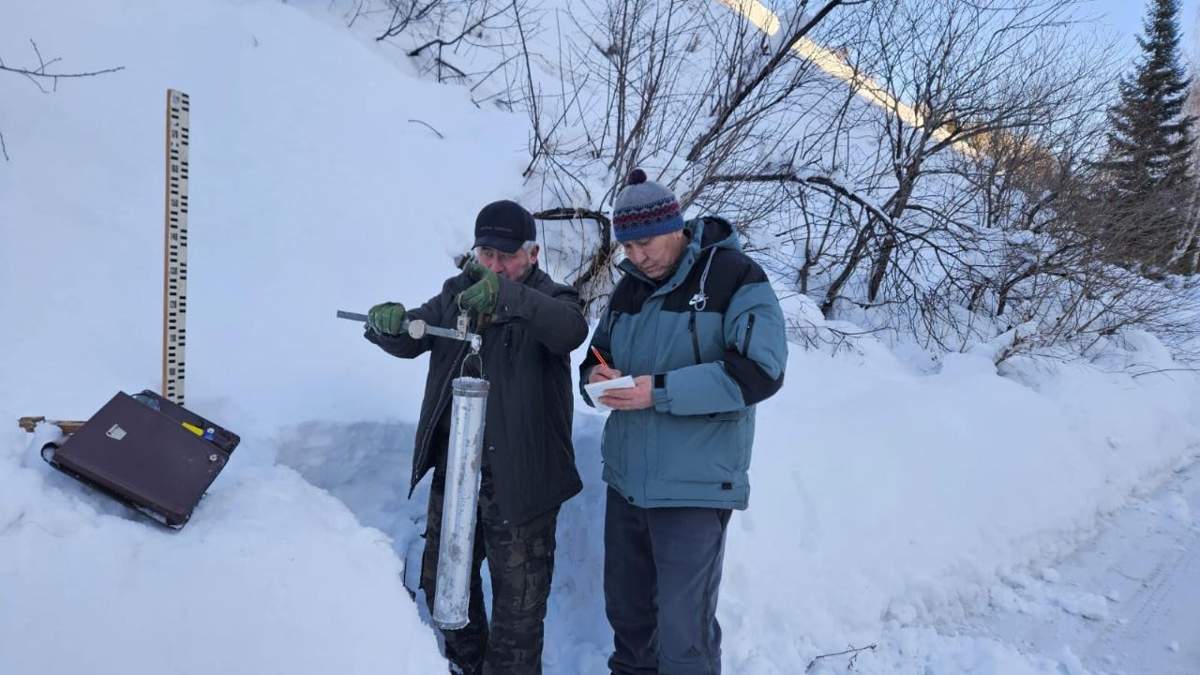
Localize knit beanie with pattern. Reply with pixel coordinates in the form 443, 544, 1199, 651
612, 169, 684, 242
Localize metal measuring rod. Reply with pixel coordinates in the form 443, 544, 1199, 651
336, 310, 483, 352
340, 306, 487, 621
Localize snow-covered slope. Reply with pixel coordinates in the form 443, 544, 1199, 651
3, 1, 1200, 674
1, 0, 528, 427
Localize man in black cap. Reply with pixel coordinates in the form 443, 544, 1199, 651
364, 200, 587, 674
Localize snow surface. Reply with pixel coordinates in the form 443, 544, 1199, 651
958, 459, 1200, 674
4, 1, 1200, 674
0, 422, 444, 674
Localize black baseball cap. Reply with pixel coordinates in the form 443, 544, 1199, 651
474, 200, 536, 253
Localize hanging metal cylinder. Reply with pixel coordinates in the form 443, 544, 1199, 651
431, 375, 489, 630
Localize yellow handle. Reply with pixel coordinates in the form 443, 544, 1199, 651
181, 422, 203, 437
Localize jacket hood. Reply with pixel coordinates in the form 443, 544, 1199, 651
692, 215, 741, 253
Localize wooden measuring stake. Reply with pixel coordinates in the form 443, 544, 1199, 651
163, 89, 190, 405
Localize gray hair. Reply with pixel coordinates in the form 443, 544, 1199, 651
473, 241, 539, 256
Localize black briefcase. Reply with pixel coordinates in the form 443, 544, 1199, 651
40, 390, 239, 529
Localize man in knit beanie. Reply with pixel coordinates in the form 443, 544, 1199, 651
608, 168, 689, 281
580, 169, 788, 674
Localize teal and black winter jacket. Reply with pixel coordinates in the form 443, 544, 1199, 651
579, 216, 787, 509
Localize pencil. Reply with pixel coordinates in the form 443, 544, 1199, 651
590, 345, 610, 369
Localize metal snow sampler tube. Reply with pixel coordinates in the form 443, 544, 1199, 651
432, 375, 490, 630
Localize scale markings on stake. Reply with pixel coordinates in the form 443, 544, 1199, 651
164, 89, 190, 405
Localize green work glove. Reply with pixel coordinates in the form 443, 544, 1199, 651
458, 261, 499, 315
367, 302, 407, 336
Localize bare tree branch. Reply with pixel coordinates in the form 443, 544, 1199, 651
1, 39, 124, 94
686, 0, 847, 162
407, 4, 510, 56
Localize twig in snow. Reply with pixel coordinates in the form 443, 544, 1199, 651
806, 638, 883, 667
407, 119, 445, 139
1131, 367, 1200, 379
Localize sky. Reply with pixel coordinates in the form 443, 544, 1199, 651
1090, 0, 1200, 63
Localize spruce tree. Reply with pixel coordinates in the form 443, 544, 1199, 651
1103, 0, 1197, 272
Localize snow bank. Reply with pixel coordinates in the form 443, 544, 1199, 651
0, 421, 444, 675
715, 333, 1199, 663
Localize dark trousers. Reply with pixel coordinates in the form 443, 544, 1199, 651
421, 466, 559, 675
604, 487, 732, 675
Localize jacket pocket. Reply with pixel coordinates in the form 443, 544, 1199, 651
742, 313, 756, 355
655, 410, 749, 483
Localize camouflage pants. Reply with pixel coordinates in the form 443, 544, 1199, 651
421, 466, 559, 675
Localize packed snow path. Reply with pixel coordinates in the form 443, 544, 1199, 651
956, 454, 1200, 674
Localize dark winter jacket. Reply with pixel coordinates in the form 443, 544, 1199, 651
579, 216, 788, 510
366, 264, 587, 526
